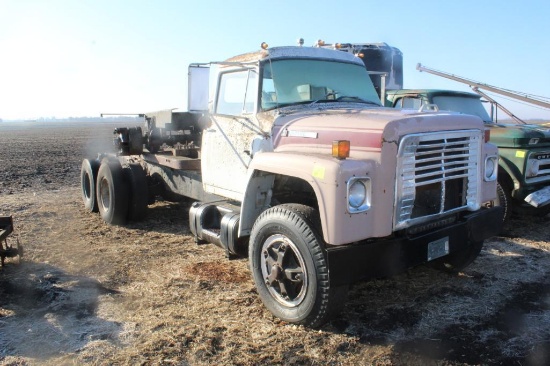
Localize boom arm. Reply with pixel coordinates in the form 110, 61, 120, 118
472, 87, 525, 124
416, 63, 550, 110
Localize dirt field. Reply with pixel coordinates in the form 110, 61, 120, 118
1, 121, 549, 365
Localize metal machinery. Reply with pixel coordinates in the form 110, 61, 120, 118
0, 216, 22, 267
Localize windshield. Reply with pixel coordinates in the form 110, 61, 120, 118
432, 95, 492, 123
261, 59, 380, 110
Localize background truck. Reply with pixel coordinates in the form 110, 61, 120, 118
316, 40, 403, 103
385, 64, 550, 221
81, 43, 502, 327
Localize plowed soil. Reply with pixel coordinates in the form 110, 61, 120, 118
1, 121, 549, 365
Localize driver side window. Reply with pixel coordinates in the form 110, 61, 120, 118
216, 70, 258, 116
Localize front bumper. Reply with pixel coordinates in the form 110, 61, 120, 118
524, 185, 550, 208
326, 206, 504, 286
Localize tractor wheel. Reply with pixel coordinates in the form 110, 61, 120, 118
80, 158, 100, 213
96, 159, 129, 225
249, 204, 347, 328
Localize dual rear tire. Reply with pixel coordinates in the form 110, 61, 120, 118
80, 158, 148, 225
81, 158, 100, 213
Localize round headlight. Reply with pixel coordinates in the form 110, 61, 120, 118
348, 180, 366, 208
485, 158, 495, 179
484, 156, 498, 181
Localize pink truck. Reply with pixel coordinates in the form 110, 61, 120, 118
81, 44, 503, 327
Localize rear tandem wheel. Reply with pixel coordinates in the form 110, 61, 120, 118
80, 158, 100, 213
96, 159, 129, 225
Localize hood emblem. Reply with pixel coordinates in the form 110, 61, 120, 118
283, 129, 318, 139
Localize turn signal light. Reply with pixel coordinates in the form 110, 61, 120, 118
332, 140, 350, 159
484, 129, 490, 142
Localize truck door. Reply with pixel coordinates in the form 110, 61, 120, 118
201, 68, 264, 201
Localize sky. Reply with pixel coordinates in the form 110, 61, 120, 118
1, 0, 550, 121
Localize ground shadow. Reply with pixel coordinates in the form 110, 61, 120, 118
0, 260, 122, 361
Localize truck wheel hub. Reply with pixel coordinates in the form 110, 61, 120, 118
260, 234, 308, 307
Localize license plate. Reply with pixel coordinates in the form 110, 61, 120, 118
427, 237, 449, 261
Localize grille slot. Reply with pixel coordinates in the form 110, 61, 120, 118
394, 130, 482, 230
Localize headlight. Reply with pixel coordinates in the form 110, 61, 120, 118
484, 156, 498, 181
347, 177, 371, 213
526, 159, 540, 178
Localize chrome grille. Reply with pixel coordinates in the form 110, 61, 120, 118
525, 151, 550, 184
394, 130, 482, 230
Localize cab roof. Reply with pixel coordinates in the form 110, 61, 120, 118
225, 46, 365, 66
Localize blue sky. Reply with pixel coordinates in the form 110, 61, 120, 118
1, 0, 549, 120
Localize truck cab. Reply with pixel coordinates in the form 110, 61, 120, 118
386, 89, 550, 219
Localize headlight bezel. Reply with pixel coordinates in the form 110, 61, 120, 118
484, 155, 498, 181
347, 177, 371, 213
525, 158, 540, 178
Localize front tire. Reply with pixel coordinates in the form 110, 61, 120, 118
96, 159, 129, 225
249, 204, 347, 328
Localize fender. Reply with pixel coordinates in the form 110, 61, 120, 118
497, 154, 522, 193
239, 151, 377, 245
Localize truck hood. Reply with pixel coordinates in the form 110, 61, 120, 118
269, 105, 486, 156
488, 123, 550, 148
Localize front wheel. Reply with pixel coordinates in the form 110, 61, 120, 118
249, 204, 347, 328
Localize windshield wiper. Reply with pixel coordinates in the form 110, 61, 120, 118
309, 95, 380, 106
334, 96, 380, 105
